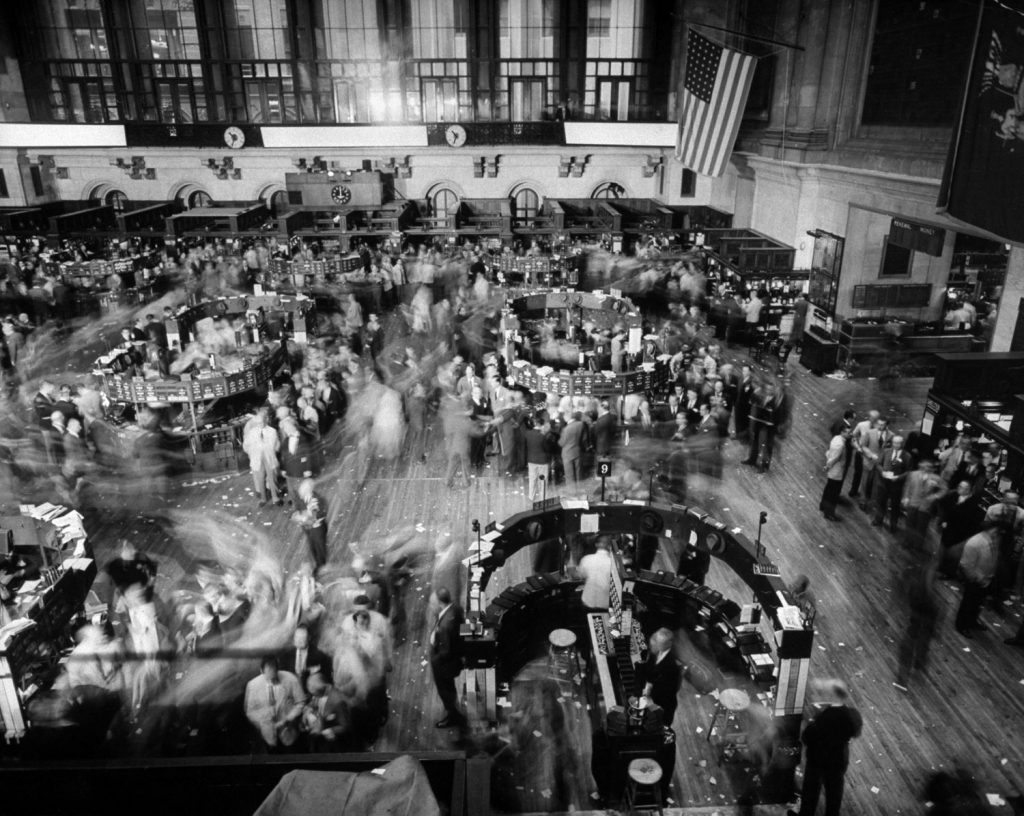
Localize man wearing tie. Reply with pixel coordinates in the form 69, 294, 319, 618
872, 435, 913, 532
429, 586, 466, 728
639, 628, 682, 725
857, 417, 891, 514
244, 656, 306, 751
279, 623, 331, 687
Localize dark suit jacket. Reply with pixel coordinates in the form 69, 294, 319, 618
639, 651, 682, 720
279, 645, 332, 686
429, 603, 464, 678
878, 448, 913, 485
592, 412, 617, 457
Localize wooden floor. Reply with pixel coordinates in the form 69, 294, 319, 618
18, 353, 1024, 815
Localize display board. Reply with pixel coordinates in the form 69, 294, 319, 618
851, 283, 932, 309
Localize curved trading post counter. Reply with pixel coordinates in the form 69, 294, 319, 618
460, 499, 812, 803
503, 289, 669, 397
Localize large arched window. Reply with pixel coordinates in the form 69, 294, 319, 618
430, 186, 460, 218
512, 187, 540, 220
188, 190, 212, 209
105, 190, 128, 213
591, 181, 626, 199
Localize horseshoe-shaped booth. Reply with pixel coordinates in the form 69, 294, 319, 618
459, 498, 813, 803
167, 293, 317, 349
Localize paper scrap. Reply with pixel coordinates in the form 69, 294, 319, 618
987, 794, 1006, 806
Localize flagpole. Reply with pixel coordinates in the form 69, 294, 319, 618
685, 20, 805, 52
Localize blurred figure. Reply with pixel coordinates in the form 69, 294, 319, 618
789, 574, 817, 623
924, 768, 994, 816
895, 551, 940, 688
292, 479, 328, 572
442, 397, 479, 489
578, 538, 612, 611
789, 679, 862, 816
900, 458, 946, 538
955, 523, 999, 638
303, 671, 351, 752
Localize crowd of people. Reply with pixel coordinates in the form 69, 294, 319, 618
0, 228, 1019, 816
819, 406, 1024, 672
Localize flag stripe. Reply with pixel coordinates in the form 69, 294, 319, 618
675, 29, 757, 178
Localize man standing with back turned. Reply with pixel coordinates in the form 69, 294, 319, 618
789, 679, 862, 816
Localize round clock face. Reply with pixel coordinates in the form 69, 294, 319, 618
224, 126, 245, 149
331, 184, 352, 205
445, 124, 467, 148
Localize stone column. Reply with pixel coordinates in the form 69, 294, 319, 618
991, 245, 1024, 352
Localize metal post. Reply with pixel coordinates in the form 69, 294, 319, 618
756, 510, 768, 558
470, 518, 481, 632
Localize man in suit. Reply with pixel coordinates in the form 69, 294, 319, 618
733, 365, 754, 441
639, 628, 682, 725
304, 671, 351, 751
592, 399, 617, 460
872, 435, 913, 532
830, 409, 857, 486
848, 410, 879, 498
788, 680, 862, 816
744, 383, 778, 471
950, 449, 985, 496
523, 414, 552, 503
820, 427, 850, 522
429, 586, 466, 728
857, 416, 891, 513
559, 411, 586, 490
279, 623, 331, 688
244, 655, 306, 751
144, 313, 168, 349
938, 435, 972, 485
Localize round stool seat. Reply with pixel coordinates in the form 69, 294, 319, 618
719, 688, 751, 712
627, 758, 663, 786
548, 628, 577, 649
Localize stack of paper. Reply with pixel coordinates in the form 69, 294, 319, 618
28, 503, 64, 522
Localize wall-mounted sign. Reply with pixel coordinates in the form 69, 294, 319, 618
888, 217, 945, 257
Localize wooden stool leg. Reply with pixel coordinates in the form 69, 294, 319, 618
706, 701, 721, 742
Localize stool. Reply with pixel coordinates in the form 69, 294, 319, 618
547, 628, 582, 690
707, 688, 750, 762
622, 757, 663, 815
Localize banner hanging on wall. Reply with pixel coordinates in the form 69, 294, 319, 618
937, 0, 1024, 243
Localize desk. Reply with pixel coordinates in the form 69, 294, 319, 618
0, 561, 97, 739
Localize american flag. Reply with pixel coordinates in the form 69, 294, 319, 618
675, 28, 757, 178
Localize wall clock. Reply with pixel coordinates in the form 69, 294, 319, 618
330, 184, 352, 204
444, 124, 468, 148
223, 126, 246, 149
